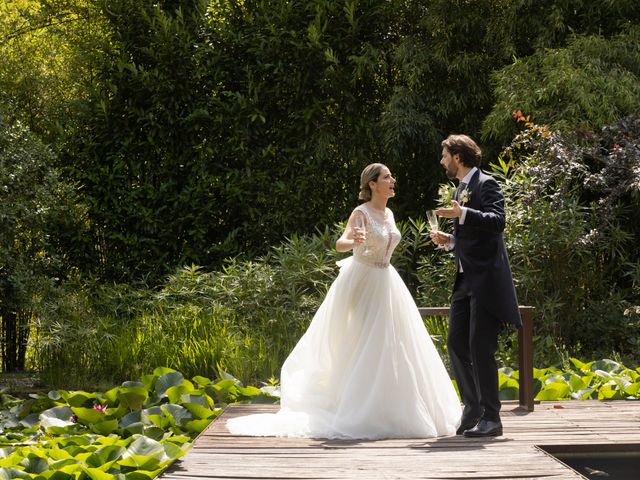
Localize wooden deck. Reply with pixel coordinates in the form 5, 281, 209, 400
161, 401, 640, 479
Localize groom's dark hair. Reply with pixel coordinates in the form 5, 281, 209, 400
442, 134, 482, 167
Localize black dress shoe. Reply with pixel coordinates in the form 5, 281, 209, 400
463, 419, 503, 437
456, 414, 481, 435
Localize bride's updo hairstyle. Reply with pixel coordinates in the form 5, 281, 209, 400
358, 163, 386, 201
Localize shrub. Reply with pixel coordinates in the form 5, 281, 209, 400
496, 116, 640, 365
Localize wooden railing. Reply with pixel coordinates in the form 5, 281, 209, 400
418, 306, 535, 411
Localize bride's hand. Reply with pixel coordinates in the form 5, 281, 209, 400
352, 227, 366, 245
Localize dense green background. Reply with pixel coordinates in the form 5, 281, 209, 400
1, 0, 639, 384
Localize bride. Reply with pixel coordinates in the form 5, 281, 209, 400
226, 163, 461, 439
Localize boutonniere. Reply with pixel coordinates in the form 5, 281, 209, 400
459, 187, 471, 206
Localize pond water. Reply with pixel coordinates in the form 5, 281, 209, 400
539, 444, 640, 480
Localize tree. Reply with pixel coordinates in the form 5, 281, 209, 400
482, 27, 640, 146
61, 0, 217, 280
0, 0, 107, 141
0, 113, 85, 371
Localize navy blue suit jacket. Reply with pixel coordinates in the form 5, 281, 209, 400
454, 170, 521, 327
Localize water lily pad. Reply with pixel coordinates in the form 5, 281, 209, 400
0, 467, 29, 479
155, 372, 185, 399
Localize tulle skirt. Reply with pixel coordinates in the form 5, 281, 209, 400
226, 256, 461, 439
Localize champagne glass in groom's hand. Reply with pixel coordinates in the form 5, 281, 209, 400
426, 210, 439, 232
426, 209, 446, 249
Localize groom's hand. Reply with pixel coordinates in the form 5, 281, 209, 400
429, 230, 450, 246
435, 200, 462, 218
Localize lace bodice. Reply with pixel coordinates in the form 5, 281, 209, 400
353, 204, 401, 268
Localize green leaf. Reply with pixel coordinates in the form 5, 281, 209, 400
143, 414, 169, 430
592, 359, 621, 373
180, 394, 210, 408
624, 382, 640, 396
62, 392, 96, 408
191, 376, 212, 387
155, 372, 185, 398
91, 419, 119, 436
160, 404, 192, 427
122, 422, 144, 436
570, 387, 596, 400
45, 471, 74, 480
182, 403, 216, 420
535, 382, 570, 400
123, 436, 165, 460
184, 419, 211, 434
118, 454, 160, 470
165, 384, 194, 405
598, 384, 624, 400
71, 408, 105, 425
141, 375, 157, 393
45, 449, 73, 462
103, 387, 120, 405
498, 373, 519, 400
40, 406, 74, 430
236, 385, 262, 398
54, 436, 92, 448
124, 468, 163, 480
85, 446, 126, 468
49, 458, 81, 470
119, 411, 142, 429
569, 358, 591, 371
532, 368, 548, 380
0, 468, 29, 479
218, 371, 239, 382
0, 449, 15, 460
19, 413, 40, 429
568, 374, 587, 391
152, 367, 177, 377
122, 382, 145, 389
141, 426, 165, 441
48, 391, 62, 402
20, 454, 48, 474
83, 466, 115, 480
117, 387, 149, 411
0, 453, 24, 469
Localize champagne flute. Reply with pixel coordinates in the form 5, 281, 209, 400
355, 214, 371, 256
426, 210, 444, 250
426, 210, 438, 232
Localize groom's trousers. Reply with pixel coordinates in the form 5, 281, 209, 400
448, 273, 502, 422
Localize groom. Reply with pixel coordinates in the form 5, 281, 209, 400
430, 134, 521, 437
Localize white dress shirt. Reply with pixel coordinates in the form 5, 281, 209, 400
444, 167, 478, 270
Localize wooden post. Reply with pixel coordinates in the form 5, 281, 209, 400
518, 306, 535, 411
418, 306, 535, 411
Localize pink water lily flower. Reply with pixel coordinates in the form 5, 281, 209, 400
93, 404, 107, 412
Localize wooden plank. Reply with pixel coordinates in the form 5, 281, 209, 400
160, 401, 640, 479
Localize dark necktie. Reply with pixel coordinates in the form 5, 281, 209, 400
455, 181, 467, 201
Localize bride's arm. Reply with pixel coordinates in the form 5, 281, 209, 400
336, 210, 366, 252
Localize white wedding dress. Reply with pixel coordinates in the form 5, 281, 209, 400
226, 204, 461, 439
